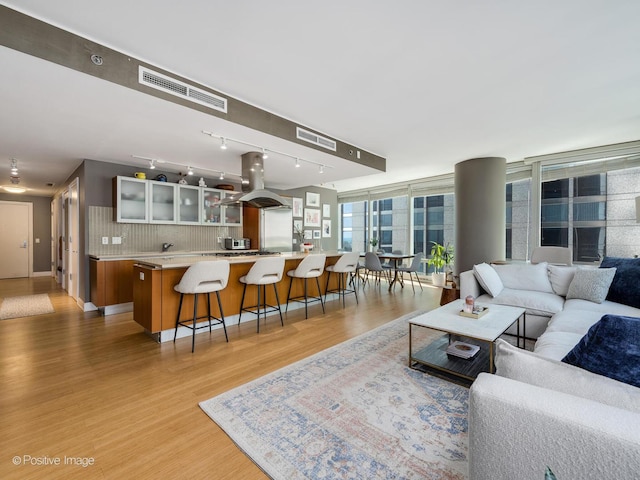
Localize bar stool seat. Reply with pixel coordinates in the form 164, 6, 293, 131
325, 252, 360, 307
286, 253, 326, 318
173, 260, 230, 352
238, 257, 285, 333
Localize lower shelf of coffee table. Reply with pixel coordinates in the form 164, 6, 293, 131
410, 334, 491, 383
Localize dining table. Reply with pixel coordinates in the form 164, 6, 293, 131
375, 252, 415, 291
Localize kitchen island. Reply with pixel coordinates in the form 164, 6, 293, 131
131, 251, 346, 341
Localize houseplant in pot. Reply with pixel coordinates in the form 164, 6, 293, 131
369, 237, 378, 252
427, 241, 454, 287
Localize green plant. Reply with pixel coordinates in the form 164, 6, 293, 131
369, 238, 378, 247
426, 241, 454, 273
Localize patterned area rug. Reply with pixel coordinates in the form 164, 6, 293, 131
0, 294, 55, 320
200, 311, 469, 479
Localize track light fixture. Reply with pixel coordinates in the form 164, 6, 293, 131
10, 159, 18, 175
202, 130, 334, 174
219, 172, 225, 180
149, 159, 156, 170
187, 166, 194, 175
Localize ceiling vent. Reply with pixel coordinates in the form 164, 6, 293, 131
138, 66, 227, 113
296, 127, 337, 151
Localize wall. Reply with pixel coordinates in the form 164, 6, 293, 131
0, 193, 52, 273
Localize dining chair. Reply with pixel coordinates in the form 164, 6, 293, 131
397, 252, 424, 292
364, 251, 391, 286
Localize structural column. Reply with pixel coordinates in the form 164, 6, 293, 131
454, 157, 506, 274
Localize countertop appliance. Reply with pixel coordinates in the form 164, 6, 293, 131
224, 238, 250, 250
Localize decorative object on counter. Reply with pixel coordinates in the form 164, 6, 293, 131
459, 305, 488, 319
301, 242, 313, 253
134, 172, 146, 179
463, 294, 475, 313
426, 241, 454, 287
198, 177, 207, 187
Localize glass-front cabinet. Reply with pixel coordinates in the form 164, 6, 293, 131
114, 177, 241, 225
149, 181, 176, 223
202, 188, 223, 225
177, 185, 201, 224
114, 177, 148, 223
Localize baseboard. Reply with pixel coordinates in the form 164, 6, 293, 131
32, 271, 53, 277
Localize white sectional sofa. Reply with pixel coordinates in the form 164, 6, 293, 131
459, 259, 640, 479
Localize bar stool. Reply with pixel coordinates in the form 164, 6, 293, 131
173, 260, 230, 353
238, 257, 285, 333
324, 252, 360, 307
286, 253, 326, 319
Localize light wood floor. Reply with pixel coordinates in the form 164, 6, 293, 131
0, 276, 440, 479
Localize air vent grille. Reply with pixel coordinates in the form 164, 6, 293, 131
296, 127, 337, 151
139, 66, 227, 113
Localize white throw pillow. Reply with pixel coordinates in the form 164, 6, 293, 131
495, 339, 640, 413
547, 265, 578, 296
473, 263, 503, 297
566, 267, 616, 304
492, 262, 554, 293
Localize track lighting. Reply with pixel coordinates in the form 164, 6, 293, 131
220, 137, 227, 150
219, 172, 225, 180
319, 165, 324, 174
10, 159, 18, 175
149, 160, 156, 170
187, 166, 194, 175
262, 148, 269, 160
295, 158, 300, 168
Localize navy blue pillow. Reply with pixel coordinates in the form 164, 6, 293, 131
599, 257, 640, 309
562, 314, 640, 388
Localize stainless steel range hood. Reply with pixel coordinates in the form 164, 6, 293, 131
219, 152, 291, 209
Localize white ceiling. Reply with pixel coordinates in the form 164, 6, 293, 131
2, 1, 640, 197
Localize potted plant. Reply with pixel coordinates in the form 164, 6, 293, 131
369, 237, 378, 252
427, 241, 454, 287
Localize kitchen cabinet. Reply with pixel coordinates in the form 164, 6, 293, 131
114, 177, 242, 225
113, 177, 148, 223
149, 181, 176, 223
90, 259, 135, 307
177, 185, 201, 224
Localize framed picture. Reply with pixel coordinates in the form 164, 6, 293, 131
293, 219, 303, 234
322, 204, 330, 218
306, 192, 320, 207
322, 219, 331, 238
304, 208, 321, 227
313, 230, 321, 239
292, 197, 303, 217
304, 229, 313, 239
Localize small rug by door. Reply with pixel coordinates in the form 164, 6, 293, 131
0, 294, 55, 320
200, 311, 469, 479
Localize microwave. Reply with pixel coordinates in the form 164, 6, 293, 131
224, 238, 250, 250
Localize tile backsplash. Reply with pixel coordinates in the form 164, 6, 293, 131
88, 206, 243, 255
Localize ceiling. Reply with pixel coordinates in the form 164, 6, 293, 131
2, 1, 640, 197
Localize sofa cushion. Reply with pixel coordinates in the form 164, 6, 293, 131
534, 331, 586, 360
492, 262, 554, 293
563, 298, 640, 317
490, 288, 564, 317
562, 314, 640, 388
566, 267, 616, 303
496, 339, 640, 413
473, 263, 503, 297
545, 310, 603, 336
547, 265, 577, 296
599, 257, 640, 309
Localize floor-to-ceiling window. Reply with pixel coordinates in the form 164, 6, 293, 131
412, 193, 455, 273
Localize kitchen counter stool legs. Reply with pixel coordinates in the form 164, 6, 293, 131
324, 252, 360, 307
173, 260, 230, 352
285, 253, 326, 319
238, 257, 286, 333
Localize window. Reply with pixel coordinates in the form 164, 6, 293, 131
412, 193, 454, 274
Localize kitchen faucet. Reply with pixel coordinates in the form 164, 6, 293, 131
162, 242, 174, 252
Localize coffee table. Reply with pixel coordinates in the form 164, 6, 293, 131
409, 299, 525, 384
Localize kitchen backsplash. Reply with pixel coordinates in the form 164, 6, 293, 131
88, 206, 243, 255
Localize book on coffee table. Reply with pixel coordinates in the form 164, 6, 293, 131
446, 341, 480, 359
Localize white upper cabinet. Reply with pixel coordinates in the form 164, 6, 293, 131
149, 181, 176, 223
114, 177, 148, 223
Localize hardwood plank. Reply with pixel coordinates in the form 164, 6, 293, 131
0, 276, 439, 479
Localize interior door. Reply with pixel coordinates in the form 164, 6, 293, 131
67, 178, 80, 301
0, 201, 31, 278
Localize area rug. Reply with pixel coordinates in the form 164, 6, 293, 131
0, 294, 55, 320
200, 311, 469, 479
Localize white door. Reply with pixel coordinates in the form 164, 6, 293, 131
0, 201, 32, 278
67, 178, 80, 301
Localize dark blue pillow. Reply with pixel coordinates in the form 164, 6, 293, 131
562, 314, 640, 388
599, 257, 640, 309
